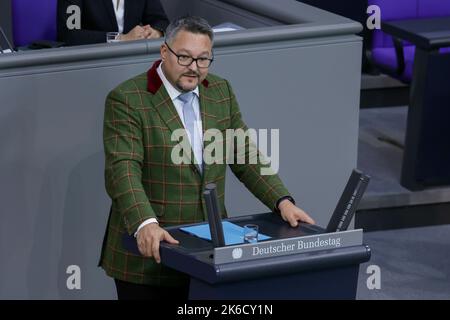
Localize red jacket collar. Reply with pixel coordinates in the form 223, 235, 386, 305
147, 60, 210, 94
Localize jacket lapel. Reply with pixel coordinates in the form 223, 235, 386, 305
123, 0, 133, 33
103, 0, 118, 31
147, 61, 185, 137
199, 84, 221, 182
147, 61, 205, 176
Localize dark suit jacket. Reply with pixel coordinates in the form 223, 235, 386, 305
57, 0, 169, 45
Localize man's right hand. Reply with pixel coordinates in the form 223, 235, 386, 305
118, 25, 152, 41
136, 223, 179, 263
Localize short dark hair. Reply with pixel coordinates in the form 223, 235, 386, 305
165, 16, 214, 44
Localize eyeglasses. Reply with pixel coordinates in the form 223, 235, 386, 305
165, 42, 214, 68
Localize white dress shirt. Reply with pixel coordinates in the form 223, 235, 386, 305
135, 62, 203, 237
157, 62, 203, 164
112, 0, 125, 34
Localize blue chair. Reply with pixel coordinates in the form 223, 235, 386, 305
369, 0, 450, 83
11, 0, 57, 47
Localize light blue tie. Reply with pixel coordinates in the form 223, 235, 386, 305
178, 92, 203, 172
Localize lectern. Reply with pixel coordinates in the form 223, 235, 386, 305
159, 212, 370, 300
124, 169, 371, 299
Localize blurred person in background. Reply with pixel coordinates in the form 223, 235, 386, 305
57, 0, 169, 45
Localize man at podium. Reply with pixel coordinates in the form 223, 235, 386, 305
99, 16, 315, 300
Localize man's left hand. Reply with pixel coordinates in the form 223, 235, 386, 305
279, 199, 315, 227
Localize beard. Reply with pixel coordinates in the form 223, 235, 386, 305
176, 72, 201, 92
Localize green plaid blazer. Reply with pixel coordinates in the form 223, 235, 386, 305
99, 60, 291, 286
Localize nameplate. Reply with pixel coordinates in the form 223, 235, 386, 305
213, 229, 363, 264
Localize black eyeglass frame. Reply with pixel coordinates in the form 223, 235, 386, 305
164, 41, 214, 68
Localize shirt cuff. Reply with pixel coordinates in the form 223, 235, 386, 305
134, 218, 159, 238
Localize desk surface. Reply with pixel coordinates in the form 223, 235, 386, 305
169, 212, 325, 245
382, 17, 450, 50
